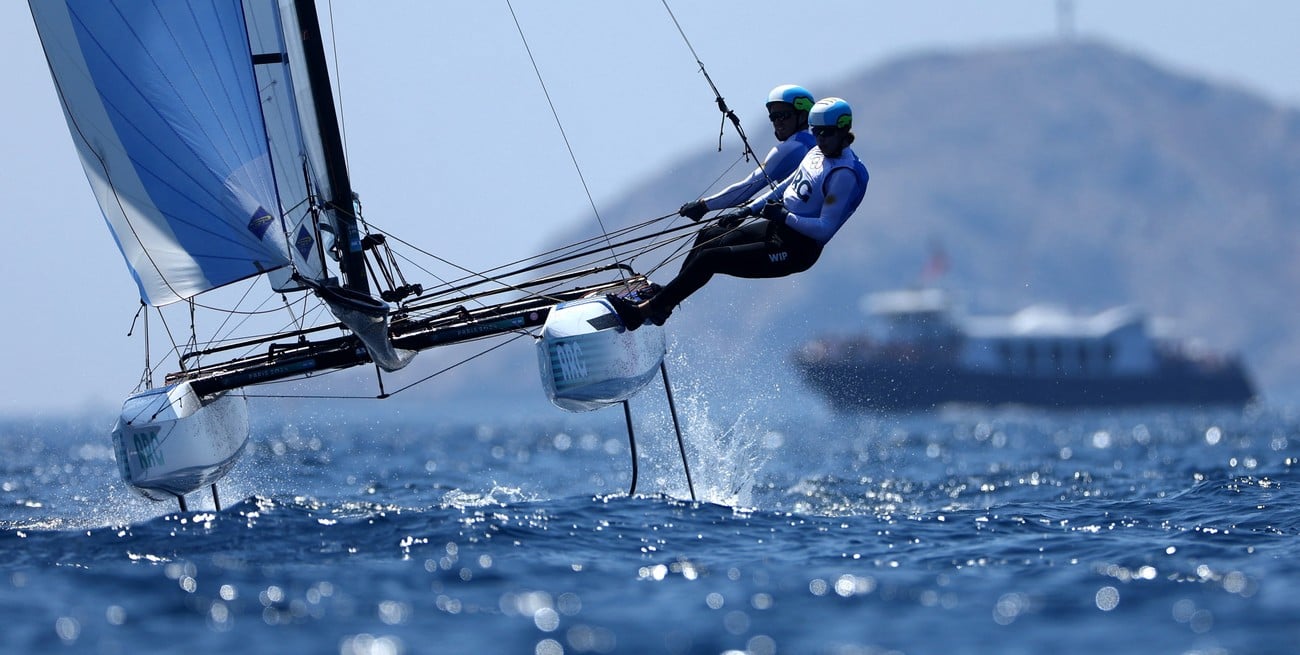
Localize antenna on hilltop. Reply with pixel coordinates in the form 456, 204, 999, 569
1056, 0, 1076, 41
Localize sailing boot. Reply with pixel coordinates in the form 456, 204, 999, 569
606, 294, 647, 331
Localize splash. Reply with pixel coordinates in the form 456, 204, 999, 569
440, 484, 538, 510
626, 341, 776, 507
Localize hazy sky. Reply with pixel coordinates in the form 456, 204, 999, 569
3, 1, 1298, 416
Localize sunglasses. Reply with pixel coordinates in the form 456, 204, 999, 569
768, 110, 795, 122
812, 126, 841, 137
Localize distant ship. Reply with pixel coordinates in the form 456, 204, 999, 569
793, 289, 1255, 411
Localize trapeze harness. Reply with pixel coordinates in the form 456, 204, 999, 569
651, 145, 870, 311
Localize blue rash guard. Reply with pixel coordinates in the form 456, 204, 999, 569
700, 130, 816, 209
746, 145, 869, 245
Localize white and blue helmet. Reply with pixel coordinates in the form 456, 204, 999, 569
766, 84, 815, 112
809, 97, 853, 129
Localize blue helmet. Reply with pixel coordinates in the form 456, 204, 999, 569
766, 84, 815, 112
809, 97, 852, 129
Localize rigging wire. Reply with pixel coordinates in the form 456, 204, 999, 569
362, 212, 701, 323
241, 330, 530, 401
660, 0, 775, 190
633, 152, 752, 278
319, 190, 577, 311
369, 212, 674, 290
154, 307, 185, 373
359, 331, 528, 399
325, 0, 350, 166
205, 277, 263, 348
504, 0, 625, 278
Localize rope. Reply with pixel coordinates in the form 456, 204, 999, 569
361, 211, 688, 305
505, 0, 625, 278
661, 0, 776, 191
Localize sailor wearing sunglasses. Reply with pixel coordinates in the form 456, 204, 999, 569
677, 84, 817, 221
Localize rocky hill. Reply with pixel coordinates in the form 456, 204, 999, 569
413, 39, 1300, 414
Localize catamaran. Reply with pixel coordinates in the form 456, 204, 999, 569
29, 0, 714, 510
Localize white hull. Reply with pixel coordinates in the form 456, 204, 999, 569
111, 382, 249, 502
538, 297, 666, 412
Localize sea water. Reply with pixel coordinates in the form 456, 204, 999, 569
2, 394, 1298, 654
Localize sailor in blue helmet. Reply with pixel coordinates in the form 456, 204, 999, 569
613, 97, 869, 329
677, 84, 817, 220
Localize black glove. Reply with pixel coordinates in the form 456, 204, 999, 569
678, 200, 709, 221
760, 198, 788, 224
715, 208, 749, 229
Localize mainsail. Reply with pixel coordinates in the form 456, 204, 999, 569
32, 0, 406, 367
30, 1, 312, 306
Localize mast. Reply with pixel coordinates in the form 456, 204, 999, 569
292, 0, 371, 295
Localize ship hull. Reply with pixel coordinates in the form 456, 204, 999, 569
537, 296, 666, 412
795, 359, 1255, 411
110, 383, 249, 501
